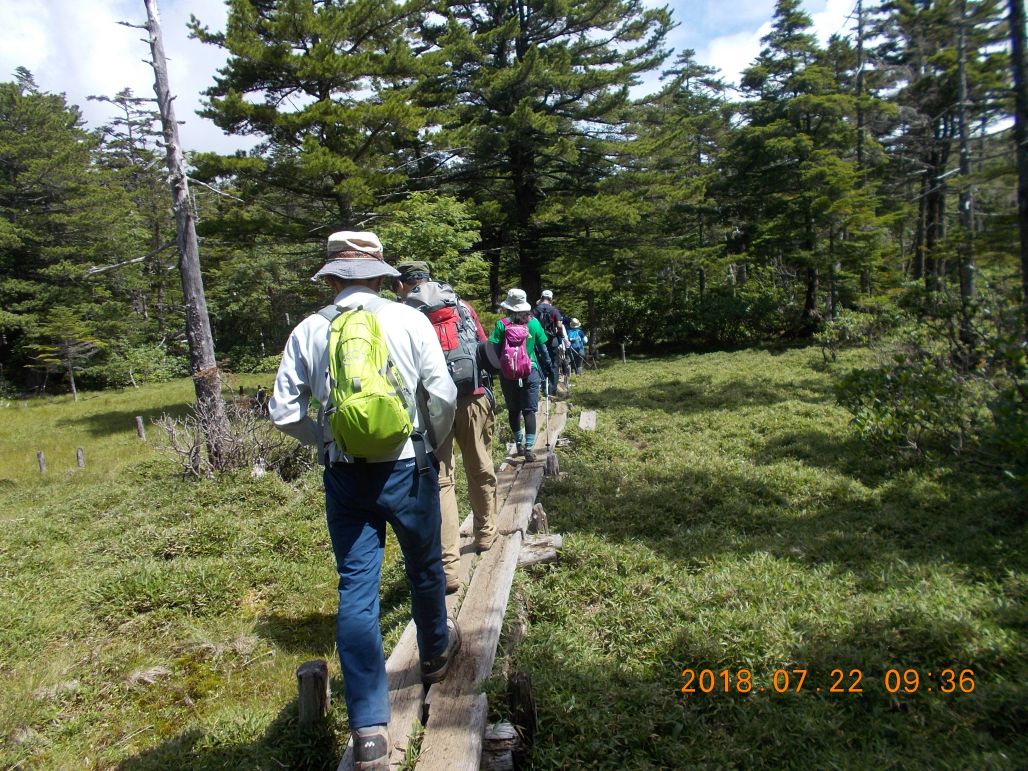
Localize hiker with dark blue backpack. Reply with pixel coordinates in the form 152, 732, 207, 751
268, 231, 460, 770
489, 288, 553, 463
533, 289, 570, 394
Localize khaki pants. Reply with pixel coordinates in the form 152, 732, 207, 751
436, 392, 497, 582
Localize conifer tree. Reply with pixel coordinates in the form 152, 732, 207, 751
0, 76, 133, 388
721, 0, 883, 331
190, 0, 438, 237
421, 0, 672, 301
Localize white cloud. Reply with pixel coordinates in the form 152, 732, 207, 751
0, 0, 255, 154
809, 0, 856, 44
688, 0, 858, 85
704, 23, 772, 85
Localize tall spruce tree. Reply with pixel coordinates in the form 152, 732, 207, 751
721, 0, 884, 331
421, 0, 672, 301
577, 50, 729, 317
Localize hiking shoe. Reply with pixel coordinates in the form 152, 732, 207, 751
353, 725, 389, 769
445, 575, 460, 595
514, 443, 525, 457
421, 618, 461, 684
524, 448, 537, 463
474, 533, 496, 552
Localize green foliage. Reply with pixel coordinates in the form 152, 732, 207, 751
838, 352, 976, 453
815, 309, 880, 362
837, 284, 1028, 484
598, 266, 798, 349
376, 193, 486, 298
85, 344, 189, 388
228, 352, 283, 376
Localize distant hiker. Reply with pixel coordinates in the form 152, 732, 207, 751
268, 231, 460, 769
533, 289, 570, 393
395, 261, 498, 591
490, 288, 553, 463
567, 318, 587, 375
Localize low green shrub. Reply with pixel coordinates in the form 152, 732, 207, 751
836, 285, 1028, 485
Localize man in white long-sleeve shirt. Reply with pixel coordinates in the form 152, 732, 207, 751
269, 230, 459, 770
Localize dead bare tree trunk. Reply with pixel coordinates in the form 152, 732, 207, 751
1011, 0, 1028, 338
956, 0, 978, 360
143, 0, 228, 467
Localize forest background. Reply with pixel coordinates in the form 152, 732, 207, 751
1, 0, 1027, 482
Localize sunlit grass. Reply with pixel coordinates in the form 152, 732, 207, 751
1, 350, 1024, 769
500, 346, 1026, 768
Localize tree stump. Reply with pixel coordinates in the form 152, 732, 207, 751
76, 448, 84, 468
296, 659, 330, 726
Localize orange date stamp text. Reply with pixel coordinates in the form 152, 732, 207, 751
678, 668, 976, 695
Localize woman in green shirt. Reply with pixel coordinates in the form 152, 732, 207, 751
489, 288, 553, 462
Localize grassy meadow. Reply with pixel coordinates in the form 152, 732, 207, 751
0, 347, 1025, 769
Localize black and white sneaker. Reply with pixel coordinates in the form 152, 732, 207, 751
353, 725, 389, 769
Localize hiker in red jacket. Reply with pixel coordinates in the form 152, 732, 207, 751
395, 261, 499, 593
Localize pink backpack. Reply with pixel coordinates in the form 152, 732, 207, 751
500, 318, 533, 380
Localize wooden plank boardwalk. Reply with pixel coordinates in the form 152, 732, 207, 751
337, 401, 569, 770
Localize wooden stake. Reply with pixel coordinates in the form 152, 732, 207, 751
481, 721, 525, 771
507, 672, 538, 750
76, 448, 85, 468
620, 342, 627, 363
530, 503, 549, 534
296, 659, 330, 726
135, 416, 146, 440
37, 451, 46, 474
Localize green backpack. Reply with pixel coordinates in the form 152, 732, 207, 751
319, 297, 415, 458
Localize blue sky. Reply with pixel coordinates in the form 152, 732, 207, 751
0, 0, 854, 153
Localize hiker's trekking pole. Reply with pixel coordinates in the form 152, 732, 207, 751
544, 377, 551, 457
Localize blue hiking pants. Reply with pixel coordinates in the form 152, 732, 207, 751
323, 457, 449, 729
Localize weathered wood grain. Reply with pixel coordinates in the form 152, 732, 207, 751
578, 410, 596, 431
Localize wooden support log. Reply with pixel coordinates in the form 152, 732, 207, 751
76, 447, 84, 468
296, 659, 330, 726
523, 533, 563, 550
518, 534, 564, 568
135, 416, 146, 440
37, 451, 46, 474
518, 548, 558, 568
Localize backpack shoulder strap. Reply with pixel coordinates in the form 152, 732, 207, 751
317, 304, 342, 322
363, 295, 390, 315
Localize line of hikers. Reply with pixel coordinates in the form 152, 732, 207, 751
267, 230, 588, 769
